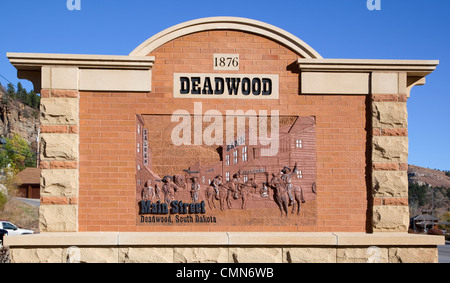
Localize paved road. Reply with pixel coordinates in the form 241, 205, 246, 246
17, 197, 40, 208
438, 243, 450, 263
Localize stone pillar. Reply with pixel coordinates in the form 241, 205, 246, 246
371, 72, 410, 232
38, 67, 79, 232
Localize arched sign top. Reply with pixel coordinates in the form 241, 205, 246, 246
129, 17, 323, 59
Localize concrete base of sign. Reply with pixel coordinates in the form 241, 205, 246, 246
4, 232, 444, 263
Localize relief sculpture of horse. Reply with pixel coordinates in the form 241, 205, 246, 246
205, 181, 232, 211
291, 184, 306, 215
237, 178, 258, 210
269, 174, 305, 217
269, 174, 289, 217
205, 179, 259, 211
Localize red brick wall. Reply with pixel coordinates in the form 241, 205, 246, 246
78, 30, 368, 232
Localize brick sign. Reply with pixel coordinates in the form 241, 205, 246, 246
7, 16, 442, 263
9, 16, 438, 236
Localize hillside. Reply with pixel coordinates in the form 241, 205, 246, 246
408, 165, 450, 222
0, 85, 40, 146
408, 165, 450, 188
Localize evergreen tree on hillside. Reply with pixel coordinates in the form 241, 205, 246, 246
16, 82, 27, 103
29, 90, 40, 108
1, 82, 40, 109
6, 83, 15, 99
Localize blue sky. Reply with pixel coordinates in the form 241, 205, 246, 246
0, 0, 448, 170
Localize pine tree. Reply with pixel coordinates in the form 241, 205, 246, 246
16, 82, 27, 104
6, 83, 15, 98
1, 82, 40, 109
29, 90, 37, 108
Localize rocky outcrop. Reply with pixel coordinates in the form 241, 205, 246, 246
0, 91, 40, 145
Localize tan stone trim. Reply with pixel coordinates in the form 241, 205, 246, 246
130, 17, 323, 59
119, 232, 229, 246
300, 72, 370, 94
7, 53, 155, 70
78, 69, 152, 92
7, 53, 155, 93
334, 233, 444, 246
7, 245, 440, 263
4, 232, 444, 248
297, 58, 439, 76
407, 76, 427, 98
372, 72, 400, 94
46, 67, 79, 90
227, 232, 337, 246
6, 232, 119, 247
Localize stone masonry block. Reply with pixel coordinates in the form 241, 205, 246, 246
40, 98, 79, 125
10, 248, 65, 263
119, 247, 174, 263
388, 247, 438, 263
174, 247, 229, 263
41, 169, 78, 197
40, 134, 78, 161
372, 136, 408, 163
337, 247, 389, 263
372, 171, 408, 197
39, 205, 78, 232
372, 206, 409, 232
372, 102, 408, 128
229, 247, 283, 263
76, 248, 118, 263
284, 247, 337, 263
